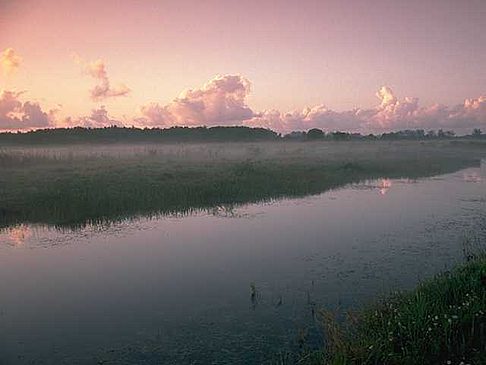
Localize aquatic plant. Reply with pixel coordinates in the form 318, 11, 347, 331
302, 257, 486, 365
0, 140, 484, 228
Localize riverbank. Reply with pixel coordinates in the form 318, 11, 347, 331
1, 140, 485, 227
301, 255, 486, 365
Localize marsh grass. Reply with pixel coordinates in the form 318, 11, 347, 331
298, 237, 486, 365
0, 140, 484, 228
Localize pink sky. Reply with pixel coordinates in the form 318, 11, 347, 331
0, 0, 485, 133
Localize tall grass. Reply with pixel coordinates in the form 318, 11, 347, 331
300, 239, 486, 365
0, 140, 484, 228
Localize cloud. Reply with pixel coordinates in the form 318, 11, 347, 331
74, 55, 130, 101
139, 102, 172, 127
0, 48, 22, 75
140, 75, 254, 126
362, 87, 486, 132
0, 90, 53, 130
138, 76, 485, 133
58, 106, 123, 128
40, 82, 486, 133
245, 106, 362, 133
446, 96, 486, 128
3, 68, 483, 133
78, 106, 123, 127
364, 86, 421, 130
246, 85, 486, 134
376, 86, 397, 108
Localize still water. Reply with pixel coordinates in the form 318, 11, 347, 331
0, 165, 485, 364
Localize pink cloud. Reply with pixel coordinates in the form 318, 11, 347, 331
244, 106, 361, 133
74, 55, 130, 101
137, 75, 485, 133
140, 75, 254, 126
50, 85, 486, 133
246, 85, 486, 133
2, 69, 484, 134
363, 87, 486, 132
58, 106, 123, 128
0, 90, 53, 130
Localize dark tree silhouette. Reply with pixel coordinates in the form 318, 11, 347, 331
472, 128, 482, 137
306, 128, 325, 140
0, 126, 477, 145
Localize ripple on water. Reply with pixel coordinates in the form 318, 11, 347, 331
0, 167, 484, 364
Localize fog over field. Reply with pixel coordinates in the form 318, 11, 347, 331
1, 139, 485, 228
1, 0, 486, 364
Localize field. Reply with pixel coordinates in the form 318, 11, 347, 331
0, 139, 485, 228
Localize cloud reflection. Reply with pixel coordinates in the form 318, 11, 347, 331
3, 225, 32, 246
463, 172, 482, 183
378, 179, 392, 195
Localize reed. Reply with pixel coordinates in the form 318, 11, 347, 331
0, 140, 484, 228
298, 237, 486, 365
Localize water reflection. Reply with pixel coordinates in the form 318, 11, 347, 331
463, 171, 482, 183
3, 224, 32, 246
353, 177, 417, 196
0, 168, 484, 364
378, 179, 392, 195
0, 171, 474, 248
464, 160, 485, 183
210, 205, 262, 219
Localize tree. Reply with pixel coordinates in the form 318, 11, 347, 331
426, 130, 436, 139
331, 131, 351, 140
307, 128, 325, 140
472, 128, 482, 137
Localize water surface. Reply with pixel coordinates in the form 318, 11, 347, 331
0, 165, 485, 364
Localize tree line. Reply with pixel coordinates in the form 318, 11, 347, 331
0, 125, 483, 144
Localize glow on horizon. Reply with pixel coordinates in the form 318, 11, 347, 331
0, 0, 485, 133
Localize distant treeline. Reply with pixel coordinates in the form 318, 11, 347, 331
0, 125, 484, 144
293, 127, 484, 141
0, 126, 279, 144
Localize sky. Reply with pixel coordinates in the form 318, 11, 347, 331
0, 0, 485, 133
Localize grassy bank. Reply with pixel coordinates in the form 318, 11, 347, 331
300, 256, 486, 365
0, 140, 485, 227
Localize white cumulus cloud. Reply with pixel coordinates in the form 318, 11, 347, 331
140, 75, 254, 127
